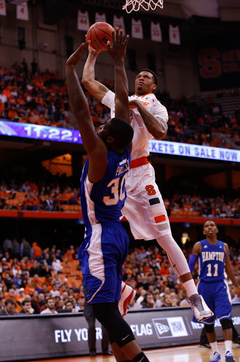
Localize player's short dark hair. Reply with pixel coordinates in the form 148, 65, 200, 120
140, 69, 158, 86
109, 117, 134, 150
203, 220, 217, 229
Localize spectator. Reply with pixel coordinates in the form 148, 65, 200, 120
40, 297, 57, 314
64, 300, 73, 312
141, 293, 156, 309
20, 299, 35, 314
12, 237, 20, 260
0, 298, 17, 315
161, 294, 172, 307
2, 237, 13, 255
50, 283, 60, 298
31, 242, 42, 261
20, 237, 31, 258
52, 255, 63, 274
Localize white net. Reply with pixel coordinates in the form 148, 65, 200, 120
123, 0, 163, 13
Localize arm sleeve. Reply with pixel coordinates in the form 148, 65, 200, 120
188, 254, 198, 273
101, 90, 115, 109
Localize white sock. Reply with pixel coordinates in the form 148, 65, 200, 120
225, 340, 232, 353
183, 279, 198, 297
210, 341, 218, 354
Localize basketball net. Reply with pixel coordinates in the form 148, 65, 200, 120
123, 0, 163, 13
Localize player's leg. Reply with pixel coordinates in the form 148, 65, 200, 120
93, 302, 149, 362
216, 281, 235, 361
85, 314, 96, 356
205, 324, 221, 362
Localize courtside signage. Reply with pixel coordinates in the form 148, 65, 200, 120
0, 121, 239, 163
0, 306, 240, 361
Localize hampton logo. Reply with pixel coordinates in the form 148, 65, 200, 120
152, 317, 188, 339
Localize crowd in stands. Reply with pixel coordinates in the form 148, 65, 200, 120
1, 59, 240, 148
1, 175, 240, 219
0, 238, 239, 316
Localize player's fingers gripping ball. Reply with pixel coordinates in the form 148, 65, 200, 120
86, 22, 115, 52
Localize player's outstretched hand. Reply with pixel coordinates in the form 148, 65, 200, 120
66, 42, 89, 67
107, 28, 129, 61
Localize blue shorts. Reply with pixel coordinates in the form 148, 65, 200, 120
78, 221, 129, 304
193, 280, 232, 325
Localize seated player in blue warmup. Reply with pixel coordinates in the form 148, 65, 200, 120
188, 220, 240, 362
66, 29, 150, 362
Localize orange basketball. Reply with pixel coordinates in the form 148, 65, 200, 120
86, 22, 115, 52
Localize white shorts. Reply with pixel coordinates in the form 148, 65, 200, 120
122, 163, 172, 240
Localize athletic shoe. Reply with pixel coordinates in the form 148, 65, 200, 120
199, 343, 211, 349
210, 351, 221, 362
118, 282, 136, 318
188, 294, 214, 322
225, 351, 235, 362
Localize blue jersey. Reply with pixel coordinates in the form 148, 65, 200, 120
198, 239, 226, 283
80, 148, 130, 233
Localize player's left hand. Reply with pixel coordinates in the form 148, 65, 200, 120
66, 41, 89, 67
107, 28, 129, 60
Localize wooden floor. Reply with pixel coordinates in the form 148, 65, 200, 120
27, 342, 240, 362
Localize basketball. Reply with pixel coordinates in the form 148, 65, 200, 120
86, 22, 115, 52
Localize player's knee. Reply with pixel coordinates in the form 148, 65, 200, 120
205, 324, 215, 334
220, 318, 232, 330
92, 302, 135, 348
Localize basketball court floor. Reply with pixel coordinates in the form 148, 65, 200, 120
27, 342, 240, 362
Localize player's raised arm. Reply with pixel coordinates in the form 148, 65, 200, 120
107, 28, 129, 122
81, 45, 109, 102
66, 42, 108, 182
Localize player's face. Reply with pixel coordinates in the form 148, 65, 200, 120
203, 221, 218, 237
97, 119, 111, 140
135, 71, 156, 95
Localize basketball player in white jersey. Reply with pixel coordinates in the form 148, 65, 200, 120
82, 45, 213, 322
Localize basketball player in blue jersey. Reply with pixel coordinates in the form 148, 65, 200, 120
82, 38, 213, 323
189, 220, 240, 362
66, 29, 150, 362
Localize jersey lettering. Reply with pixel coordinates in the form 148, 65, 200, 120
103, 174, 127, 206
202, 251, 224, 262
145, 185, 156, 196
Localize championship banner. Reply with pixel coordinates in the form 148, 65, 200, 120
0, 0, 6, 16
169, 25, 180, 45
151, 21, 162, 42
113, 15, 125, 36
197, 36, 240, 91
16, 1, 28, 21
77, 10, 89, 31
132, 19, 143, 39
95, 12, 106, 23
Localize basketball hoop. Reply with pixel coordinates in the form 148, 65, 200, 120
123, 0, 163, 13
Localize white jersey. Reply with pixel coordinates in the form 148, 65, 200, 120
101, 90, 168, 160
101, 90, 171, 240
